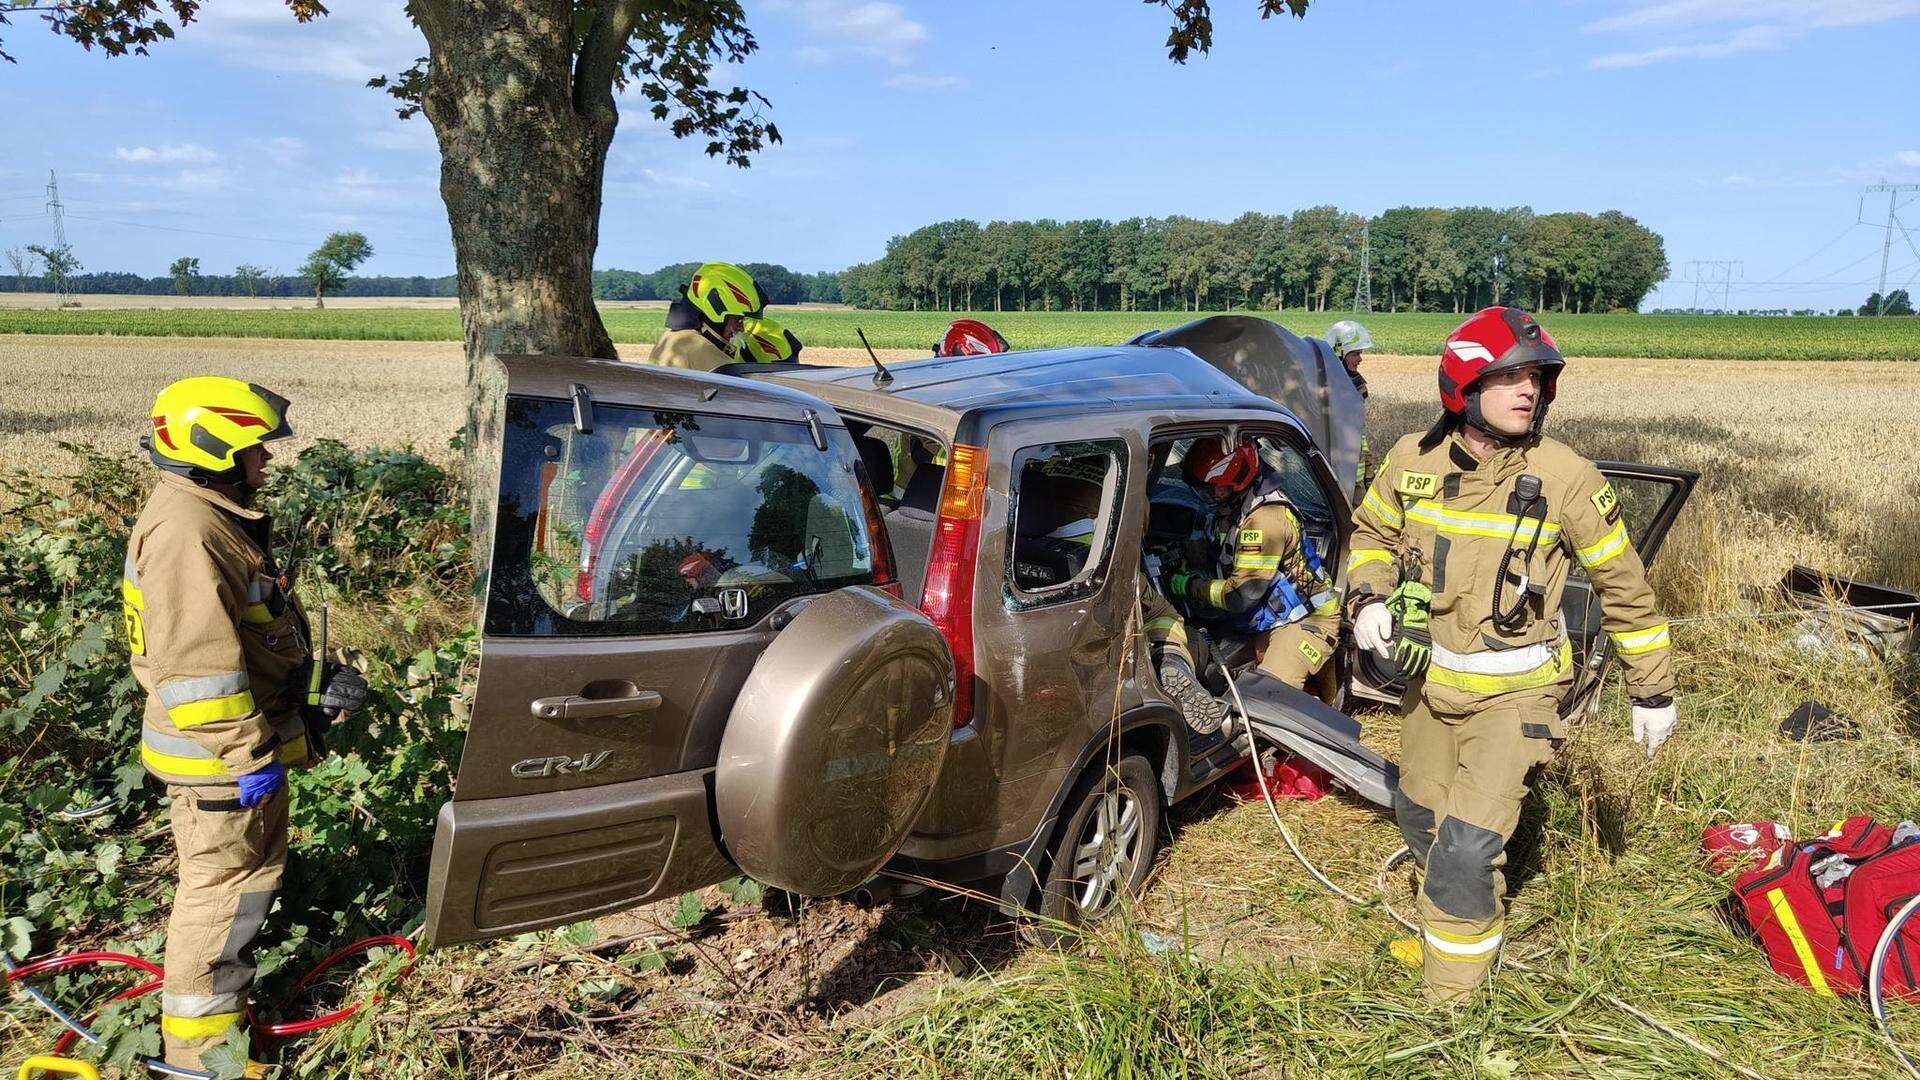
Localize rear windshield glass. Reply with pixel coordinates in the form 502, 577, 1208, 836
488, 395, 876, 636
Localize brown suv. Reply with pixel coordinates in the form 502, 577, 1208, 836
422, 317, 1694, 945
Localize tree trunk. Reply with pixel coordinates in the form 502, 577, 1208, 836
417, 1, 621, 538
314, 287, 325, 310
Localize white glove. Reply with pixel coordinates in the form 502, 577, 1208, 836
1353, 601, 1394, 659
1631, 701, 1678, 757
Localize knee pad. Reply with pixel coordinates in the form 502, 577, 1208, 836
1393, 785, 1437, 866
1423, 817, 1504, 921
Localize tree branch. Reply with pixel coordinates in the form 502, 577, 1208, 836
574, 0, 644, 119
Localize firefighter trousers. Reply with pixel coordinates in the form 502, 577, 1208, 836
162, 783, 288, 1069
1391, 681, 1563, 1001
1141, 583, 1335, 691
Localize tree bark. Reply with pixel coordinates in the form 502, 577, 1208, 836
415, 0, 622, 538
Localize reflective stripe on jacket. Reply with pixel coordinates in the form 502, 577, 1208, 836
1185, 478, 1338, 629
125, 474, 311, 785
1347, 431, 1673, 714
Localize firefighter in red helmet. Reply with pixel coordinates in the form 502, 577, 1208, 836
933, 318, 1009, 357
1346, 307, 1677, 1001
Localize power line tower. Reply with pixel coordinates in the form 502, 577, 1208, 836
1861, 181, 1920, 316
1351, 221, 1372, 313
44, 170, 70, 306
1685, 259, 1741, 312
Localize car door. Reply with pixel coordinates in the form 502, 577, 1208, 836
1346, 461, 1698, 710
425, 355, 951, 945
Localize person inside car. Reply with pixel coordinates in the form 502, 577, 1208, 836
1144, 437, 1340, 731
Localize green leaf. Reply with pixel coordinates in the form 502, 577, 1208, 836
1479, 1049, 1521, 1080
201, 1027, 253, 1080
671, 891, 705, 929
718, 875, 764, 906
94, 840, 123, 878
561, 920, 597, 946
1, 915, 33, 959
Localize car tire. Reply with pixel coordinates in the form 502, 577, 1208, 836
1033, 753, 1164, 942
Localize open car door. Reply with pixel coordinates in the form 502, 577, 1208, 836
1130, 316, 1367, 501
425, 356, 952, 945
1347, 461, 1698, 714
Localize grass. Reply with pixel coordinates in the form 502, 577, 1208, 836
8, 337, 1920, 1075
3, 304, 1919, 360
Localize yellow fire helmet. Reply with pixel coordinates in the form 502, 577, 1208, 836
738, 315, 803, 363
145, 375, 293, 479
685, 262, 765, 325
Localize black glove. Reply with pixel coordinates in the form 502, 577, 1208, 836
299, 660, 369, 736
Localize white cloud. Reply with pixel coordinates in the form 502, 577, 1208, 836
115, 143, 219, 164
1586, 0, 1920, 69
190, 0, 422, 82
159, 168, 234, 193
1899, 151, 1920, 168
767, 0, 929, 67
249, 136, 306, 167
360, 122, 437, 153
886, 73, 967, 92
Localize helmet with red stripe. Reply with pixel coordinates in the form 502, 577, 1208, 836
1439, 306, 1564, 433
685, 262, 765, 326
1182, 436, 1259, 494
933, 319, 1009, 357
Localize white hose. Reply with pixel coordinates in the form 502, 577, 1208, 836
1869, 894, 1920, 1079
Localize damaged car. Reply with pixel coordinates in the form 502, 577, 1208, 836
421, 316, 1695, 945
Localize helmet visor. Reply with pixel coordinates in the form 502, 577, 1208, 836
248, 383, 295, 440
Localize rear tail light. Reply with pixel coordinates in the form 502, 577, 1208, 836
921, 443, 986, 728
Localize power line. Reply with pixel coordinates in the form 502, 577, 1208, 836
1749, 220, 1865, 285
1862, 182, 1920, 316
1351, 221, 1372, 313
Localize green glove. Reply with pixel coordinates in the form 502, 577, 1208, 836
1386, 580, 1432, 630
1168, 569, 1197, 602
1393, 624, 1432, 678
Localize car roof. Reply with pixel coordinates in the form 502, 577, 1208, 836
745, 345, 1288, 436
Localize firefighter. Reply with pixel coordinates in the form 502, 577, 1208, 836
1147, 437, 1340, 731
126, 377, 367, 1070
738, 315, 803, 363
648, 262, 765, 371
933, 318, 1009, 357
1346, 307, 1678, 1001
1327, 319, 1374, 399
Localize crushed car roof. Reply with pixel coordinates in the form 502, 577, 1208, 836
747, 344, 1278, 417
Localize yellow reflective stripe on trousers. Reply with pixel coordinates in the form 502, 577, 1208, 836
161, 1010, 243, 1039
1348, 547, 1392, 572
1610, 621, 1671, 655
1427, 639, 1572, 695
1767, 888, 1834, 995
1424, 922, 1504, 958
1362, 488, 1403, 529
1405, 502, 1560, 545
1574, 518, 1631, 568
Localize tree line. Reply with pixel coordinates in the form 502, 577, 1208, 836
836, 207, 1670, 315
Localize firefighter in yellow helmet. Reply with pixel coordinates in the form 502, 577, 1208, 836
126, 377, 367, 1071
648, 262, 766, 372
1347, 308, 1677, 1002
737, 314, 803, 363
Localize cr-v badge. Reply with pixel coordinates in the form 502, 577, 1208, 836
512, 750, 613, 779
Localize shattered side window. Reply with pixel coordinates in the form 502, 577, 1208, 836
1007, 440, 1124, 603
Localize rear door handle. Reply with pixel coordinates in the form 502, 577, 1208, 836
530, 691, 663, 720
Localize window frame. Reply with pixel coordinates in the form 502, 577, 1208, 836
1002, 438, 1128, 610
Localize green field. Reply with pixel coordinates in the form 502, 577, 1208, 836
2, 306, 1917, 360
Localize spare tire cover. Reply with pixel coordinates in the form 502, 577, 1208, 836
716, 585, 954, 896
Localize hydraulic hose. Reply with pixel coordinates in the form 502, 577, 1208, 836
4, 935, 416, 1076
1869, 894, 1920, 1079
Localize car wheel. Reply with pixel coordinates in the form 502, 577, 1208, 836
1035, 754, 1164, 939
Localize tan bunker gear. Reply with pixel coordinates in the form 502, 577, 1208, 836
647, 327, 737, 372
124, 472, 313, 1067
1349, 431, 1673, 998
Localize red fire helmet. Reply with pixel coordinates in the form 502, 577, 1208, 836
1438, 306, 1564, 416
1182, 437, 1259, 493
934, 319, 1009, 357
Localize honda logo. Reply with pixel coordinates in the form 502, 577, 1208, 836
721, 587, 749, 620
511, 750, 613, 779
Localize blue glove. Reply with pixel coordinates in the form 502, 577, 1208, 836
236, 762, 286, 808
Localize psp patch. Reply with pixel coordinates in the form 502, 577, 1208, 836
1298, 638, 1324, 667
1239, 528, 1264, 546
1397, 471, 1439, 500
1592, 483, 1620, 522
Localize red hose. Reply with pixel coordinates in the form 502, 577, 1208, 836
8, 935, 415, 1051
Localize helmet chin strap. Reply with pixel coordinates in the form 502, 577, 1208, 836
1463, 390, 1549, 444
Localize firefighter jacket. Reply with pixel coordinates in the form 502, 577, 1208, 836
124, 473, 312, 785
1180, 474, 1338, 628
647, 328, 736, 373
1348, 431, 1674, 717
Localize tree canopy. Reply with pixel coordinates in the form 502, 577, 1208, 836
839, 206, 1669, 315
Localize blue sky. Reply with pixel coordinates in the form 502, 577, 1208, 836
1, 0, 1916, 310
